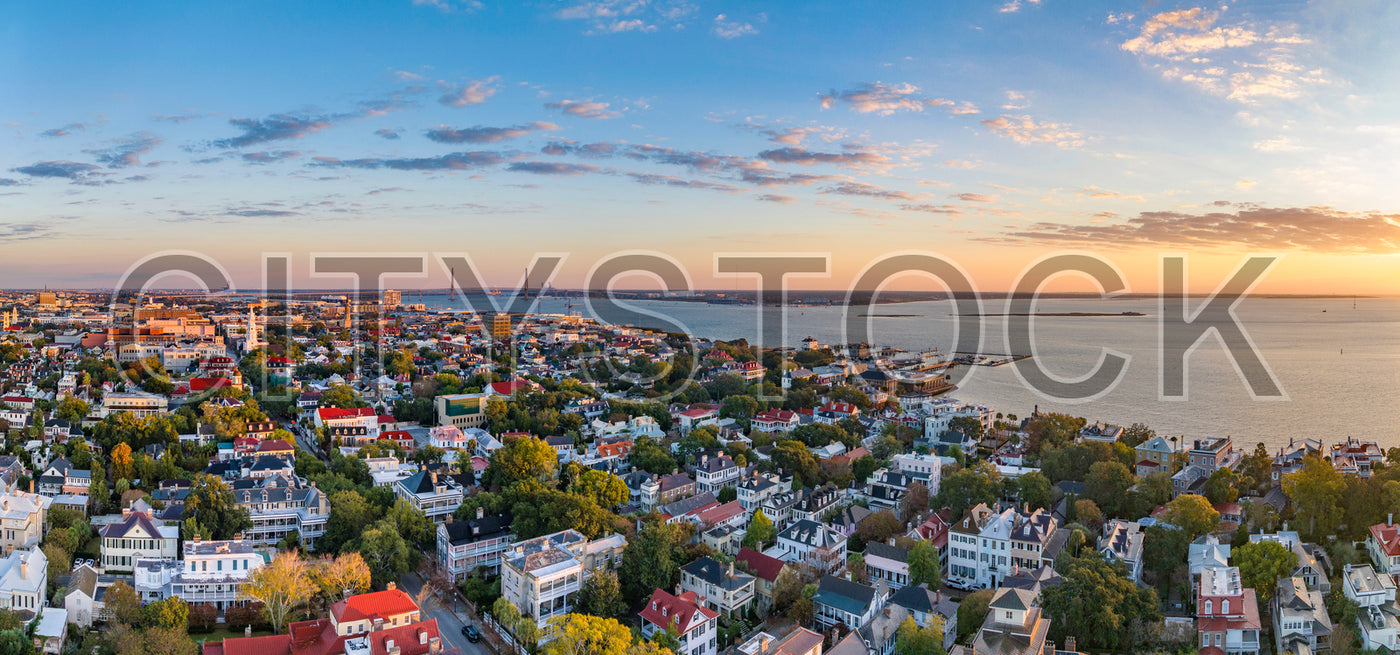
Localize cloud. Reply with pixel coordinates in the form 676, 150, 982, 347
1106, 11, 1134, 25
713, 14, 760, 39
312, 151, 510, 171
376, 128, 403, 140
11, 160, 104, 183
757, 194, 795, 203
438, 79, 499, 107
990, 205, 1400, 253
242, 150, 303, 164
757, 146, 889, 168
366, 187, 408, 195
226, 208, 299, 218
739, 168, 833, 187
0, 179, 21, 187
426, 122, 558, 144
818, 82, 977, 116
822, 181, 917, 201
1120, 7, 1330, 104
411, 0, 484, 12
941, 159, 979, 168
213, 115, 336, 148
555, 0, 696, 34
998, 0, 1041, 14
1253, 136, 1305, 152
153, 113, 202, 123
900, 203, 964, 214
953, 192, 997, 202
1001, 90, 1029, 110
0, 222, 64, 242
627, 173, 742, 193
545, 99, 622, 119
981, 114, 1085, 149
507, 161, 599, 175
40, 123, 89, 138
1077, 185, 1144, 201
85, 132, 162, 168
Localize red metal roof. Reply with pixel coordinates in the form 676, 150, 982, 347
330, 588, 420, 625
639, 589, 717, 634
317, 407, 376, 421
202, 634, 292, 655
737, 547, 785, 582
1372, 523, 1400, 557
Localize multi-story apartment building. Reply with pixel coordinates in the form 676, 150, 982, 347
0, 489, 51, 553
736, 471, 789, 510
395, 469, 465, 524
1099, 520, 1145, 582
679, 557, 755, 618
134, 537, 264, 612
1197, 566, 1262, 655
100, 391, 168, 418
890, 453, 944, 490
501, 530, 626, 638
437, 509, 513, 579
640, 589, 718, 655
98, 504, 179, 572
0, 548, 46, 614
946, 503, 1058, 590
760, 489, 802, 531
694, 454, 742, 494
1134, 436, 1177, 478
948, 504, 996, 586
775, 519, 846, 577
640, 473, 696, 511
1343, 563, 1400, 651
230, 472, 330, 549
434, 393, 489, 430
1272, 576, 1332, 655
791, 486, 841, 523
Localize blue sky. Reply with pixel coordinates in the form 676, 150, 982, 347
4, 0, 1400, 292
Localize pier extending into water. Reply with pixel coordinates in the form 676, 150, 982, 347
953, 352, 1033, 367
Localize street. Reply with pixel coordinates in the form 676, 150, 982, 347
398, 572, 492, 655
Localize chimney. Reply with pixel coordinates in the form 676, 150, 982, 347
1066, 636, 1077, 653
760, 636, 771, 654
1390, 514, 1394, 527
245, 626, 252, 638
728, 562, 735, 579
193, 533, 201, 543
387, 581, 396, 591
477, 506, 485, 520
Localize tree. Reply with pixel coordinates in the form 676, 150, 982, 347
1142, 525, 1191, 597
54, 397, 90, 424
542, 613, 633, 655
183, 474, 252, 541
384, 497, 433, 550
1161, 494, 1220, 539
310, 552, 372, 603
1234, 540, 1298, 603
937, 464, 1001, 520
576, 569, 628, 620
898, 482, 930, 524
1120, 423, 1155, 448
743, 509, 775, 549
349, 519, 415, 587
1073, 499, 1103, 528
488, 435, 558, 488
111, 442, 135, 481
145, 597, 189, 629
245, 550, 315, 633
908, 541, 941, 589
720, 395, 759, 421
322, 490, 381, 554
630, 436, 676, 475
1016, 471, 1053, 511
771, 440, 821, 487
854, 510, 904, 547
621, 520, 688, 603
573, 469, 629, 509
957, 589, 993, 639
1203, 467, 1240, 505
1085, 460, 1135, 517
136, 626, 199, 655
894, 615, 946, 655
1283, 455, 1345, 539
105, 580, 144, 626
1039, 555, 1161, 651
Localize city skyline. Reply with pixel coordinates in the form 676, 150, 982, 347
5, 0, 1400, 293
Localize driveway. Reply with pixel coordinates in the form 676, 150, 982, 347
399, 572, 492, 655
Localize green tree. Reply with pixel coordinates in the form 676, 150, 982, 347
894, 615, 945, 655
937, 463, 1001, 520
621, 520, 688, 603
1016, 470, 1053, 511
1234, 540, 1299, 603
1283, 455, 1345, 539
1039, 555, 1162, 651
1204, 467, 1240, 505
105, 580, 144, 626
487, 435, 558, 488
720, 395, 759, 421
743, 509, 776, 549
1120, 423, 1155, 448
957, 589, 993, 640
183, 474, 252, 541
1161, 494, 1220, 539
322, 490, 381, 554
908, 541, 942, 589
575, 569, 628, 620
145, 597, 190, 629
573, 469, 629, 509
631, 436, 677, 475
347, 519, 415, 587
1085, 460, 1135, 517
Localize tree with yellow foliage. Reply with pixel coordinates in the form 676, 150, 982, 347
310, 552, 372, 604
245, 550, 315, 633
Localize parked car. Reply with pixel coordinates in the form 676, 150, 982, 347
462, 625, 480, 643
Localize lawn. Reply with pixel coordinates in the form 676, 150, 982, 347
190, 626, 277, 644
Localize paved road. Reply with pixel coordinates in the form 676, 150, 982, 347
399, 572, 492, 655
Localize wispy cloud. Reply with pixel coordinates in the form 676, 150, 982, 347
40, 123, 90, 138
628, 172, 742, 193
981, 114, 1085, 149
438, 79, 498, 107
242, 150, 303, 164
1121, 7, 1330, 104
822, 181, 917, 201
85, 132, 162, 168
554, 0, 696, 35
713, 13, 761, 39
312, 151, 511, 171
376, 128, 403, 140
757, 146, 889, 168
818, 82, 977, 116
545, 99, 622, 119
757, 194, 795, 203
507, 161, 599, 175
411, 0, 483, 13
998, 0, 1041, 14
426, 122, 558, 144
11, 161, 104, 184
153, 113, 203, 123
1077, 185, 1144, 201
991, 204, 1400, 253
953, 192, 997, 202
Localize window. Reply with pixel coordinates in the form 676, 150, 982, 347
1204, 600, 1212, 614
1222, 599, 1229, 614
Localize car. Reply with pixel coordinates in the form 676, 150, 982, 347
461, 625, 480, 643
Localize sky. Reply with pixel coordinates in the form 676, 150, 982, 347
4, 0, 1400, 294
